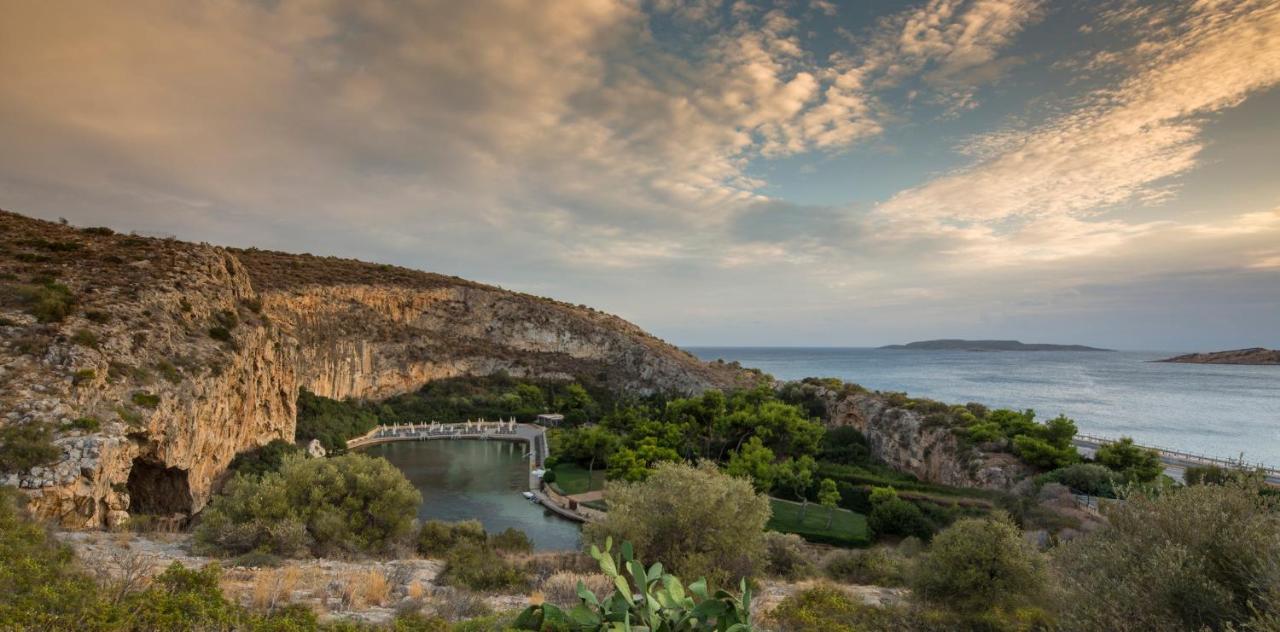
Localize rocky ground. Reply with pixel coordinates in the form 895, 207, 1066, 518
59, 531, 904, 627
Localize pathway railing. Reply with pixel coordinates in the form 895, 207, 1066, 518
1073, 433, 1280, 477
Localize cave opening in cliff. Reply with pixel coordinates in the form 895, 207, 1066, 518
126, 457, 194, 516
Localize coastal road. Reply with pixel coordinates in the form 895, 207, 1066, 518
1073, 435, 1280, 486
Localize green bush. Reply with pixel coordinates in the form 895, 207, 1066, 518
63, 417, 101, 433
226, 439, 303, 477
0, 486, 103, 628
72, 369, 96, 385
0, 422, 62, 474
194, 453, 422, 558
762, 531, 817, 580
767, 584, 905, 632
440, 541, 527, 591
1096, 437, 1163, 483
823, 548, 910, 587
1040, 463, 1116, 496
208, 326, 233, 343
416, 520, 488, 557
584, 461, 770, 587
1053, 478, 1280, 630
295, 388, 379, 453
155, 360, 183, 384
540, 469, 557, 485
119, 562, 240, 631
71, 329, 99, 348
912, 514, 1047, 615
17, 282, 75, 323
866, 488, 933, 540
489, 527, 533, 554
131, 391, 160, 408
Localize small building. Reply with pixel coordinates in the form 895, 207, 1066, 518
535, 413, 565, 427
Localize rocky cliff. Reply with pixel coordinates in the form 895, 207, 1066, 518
818, 387, 1031, 490
0, 210, 749, 528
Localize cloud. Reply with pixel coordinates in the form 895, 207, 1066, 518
873, 0, 1280, 234
0, 0, 1275, 348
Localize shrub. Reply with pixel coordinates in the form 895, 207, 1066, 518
226, 439, 303, 477
440, 541, 527, 591
213, 310, 238, 330
867, 487, 933, 540
155, 360, 182, 384
63, 417, 100, 433
911, 514, 1047, 614
762, 531, 817, 580
1053, 478, 1280, 630
583, 461, 770, 586
767, 584, 904, 632
823, 548, 909, 587
194, 453, 422, 558
1041, 463, 1116, 496
0, 422, 62, 474
17, 282, 75, 323
295, 388, 378, 453
417, 520, 488, 557
72, 369, 96, 385
540, 469, 557, 485
131, 391, 160, 408
1184, 464, 1236, 486
115, 405, 143, 426
1096, 437, 1163, 483
71, 329, 99, 348
208, 326, 232, 343
0, 486, 103, 628
489, 527, 533, 554
121, 562, 240, 630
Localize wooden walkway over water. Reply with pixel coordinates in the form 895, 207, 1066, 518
347, 421, 548, 490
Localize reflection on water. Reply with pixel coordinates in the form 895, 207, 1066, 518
363, 439, 582, 551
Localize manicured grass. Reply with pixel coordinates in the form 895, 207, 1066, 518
767, 497, 870, 547
550, 462, 606, 495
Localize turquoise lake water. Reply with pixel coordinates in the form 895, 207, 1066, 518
688, 347, 1280, 467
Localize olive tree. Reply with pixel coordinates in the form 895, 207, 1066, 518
584, 460, 770, 586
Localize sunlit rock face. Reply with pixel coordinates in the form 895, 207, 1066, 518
0, 210, 748, 528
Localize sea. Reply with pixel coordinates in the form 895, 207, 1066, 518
686, 347, 1280, 468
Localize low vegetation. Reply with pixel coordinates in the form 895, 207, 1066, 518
194, 453, 421, 558
0, 422, 61, 474
295, 388, 380, 452
584, 460, 770, 586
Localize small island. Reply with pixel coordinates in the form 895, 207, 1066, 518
1156, 348, 1280, 365
881, 339, 1113, 352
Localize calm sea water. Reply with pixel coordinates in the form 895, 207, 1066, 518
687, 347, 1280, 467
362, 440, 581, 551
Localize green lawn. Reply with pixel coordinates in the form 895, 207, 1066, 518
768, 497, 870, 547
549, 462, 606, 495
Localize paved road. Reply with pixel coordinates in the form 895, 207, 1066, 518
1073, 435, 1280, 486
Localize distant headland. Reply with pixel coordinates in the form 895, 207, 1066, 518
1156, 348, 1280, 365
881, 339, 1114, 352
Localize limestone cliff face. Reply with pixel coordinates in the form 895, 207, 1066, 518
0, 210, 747, 528
822, 390, 1031, 490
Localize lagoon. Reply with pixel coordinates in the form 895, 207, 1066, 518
362, 439, 582, 551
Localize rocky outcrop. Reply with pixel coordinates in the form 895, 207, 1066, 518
0, 210, 750, 528
1156, 348, 1280, 365
822, 390, 1032, 490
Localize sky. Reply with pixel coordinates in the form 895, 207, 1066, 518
2, 0, 1278, 351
